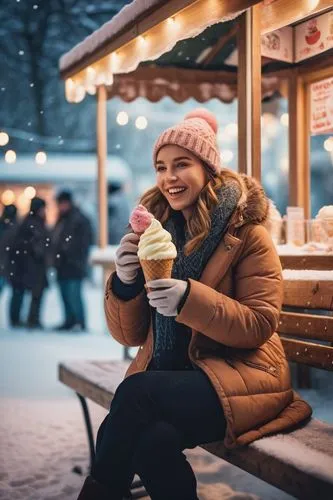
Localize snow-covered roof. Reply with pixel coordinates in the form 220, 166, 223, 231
59, 0, 170, 76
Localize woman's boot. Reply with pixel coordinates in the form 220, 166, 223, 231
77, 475, 110, 500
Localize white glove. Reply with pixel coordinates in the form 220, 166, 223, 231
115, 233, 141, 285
146, 278, 188, 316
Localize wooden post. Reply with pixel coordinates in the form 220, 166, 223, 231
288, 71, 310, 218
96, 85, 108, 249
237, 5, 261, 180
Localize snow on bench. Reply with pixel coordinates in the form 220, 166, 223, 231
59, 359, 333, 500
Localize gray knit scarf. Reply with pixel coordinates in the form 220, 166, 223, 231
150, 181, 241, 370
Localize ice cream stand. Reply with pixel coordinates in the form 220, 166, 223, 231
60, 0, 332, 351
59, 0, 333, 260
58, 1, 333, 495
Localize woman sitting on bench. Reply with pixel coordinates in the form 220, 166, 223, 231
77, 109, 312, 500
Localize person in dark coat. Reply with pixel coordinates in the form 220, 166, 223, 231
8, 197, 49, 328
0, 204, 18, 295
52, 190, 93, 331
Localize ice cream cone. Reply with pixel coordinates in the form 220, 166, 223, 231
140, 258, 174, 291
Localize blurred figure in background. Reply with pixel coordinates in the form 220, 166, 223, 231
52, 190, 93, 332
108, 182, 131, 244
0, 204, 18, 295
8, 197, 49, 329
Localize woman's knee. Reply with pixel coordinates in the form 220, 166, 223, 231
110, 372, 157, 420
133, 421, 183, 468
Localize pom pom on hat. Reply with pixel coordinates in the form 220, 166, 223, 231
184, 108, 218, 134
153, 107, 221, 175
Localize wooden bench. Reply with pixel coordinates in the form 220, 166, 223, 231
59, 272, 333, 499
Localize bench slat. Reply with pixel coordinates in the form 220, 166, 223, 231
280, 255, 333, 271
277, 311, 333, 342
203, 419, 333, 500
280, 337, 333, 370
59, 360, 333, 500
283, 279, 333, 310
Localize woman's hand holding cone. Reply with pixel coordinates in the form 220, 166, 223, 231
115, 233, 141, 285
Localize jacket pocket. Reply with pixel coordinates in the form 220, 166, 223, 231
227, 357, 279, 377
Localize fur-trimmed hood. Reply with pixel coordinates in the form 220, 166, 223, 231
229, 173, 270, 229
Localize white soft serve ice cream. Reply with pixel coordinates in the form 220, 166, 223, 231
138, 219, 177, 260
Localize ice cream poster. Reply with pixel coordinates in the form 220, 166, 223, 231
261, 27, 293, 63
295, 11, 333, 62
310, 77, 333, 136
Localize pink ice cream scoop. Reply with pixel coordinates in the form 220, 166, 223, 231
130, 204, 154, 235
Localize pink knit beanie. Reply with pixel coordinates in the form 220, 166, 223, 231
153, 108, 221, 176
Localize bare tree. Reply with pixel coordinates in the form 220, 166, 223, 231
0, 0, 129, 151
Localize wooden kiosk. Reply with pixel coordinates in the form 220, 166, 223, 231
58, 2, 333, 497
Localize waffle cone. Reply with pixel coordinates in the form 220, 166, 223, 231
140, 258, 174, 289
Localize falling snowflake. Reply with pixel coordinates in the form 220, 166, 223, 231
16, 251, 19, 254
1, 88, 5, 92
11, 260, 15, 264
30, 83, 34, 87
30, 211, 33, 215
28, 122, 32, 126
30, 225, 34, 228
29, 138, 33, 141
65, 237, 69, 242
46, 238, 50, 241
19, 50, 24, 56
116, 144, 121, 149
5, 247, 10, 251
56, 254, 60, 259
33, 4, 38, 9
40, 110, 44, 114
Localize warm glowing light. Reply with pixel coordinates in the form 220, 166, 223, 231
167, 17, 177, 25
1, 189, 15, 205
35, 151, 47, 165
5, 150, 16, 163
117, 111, 129, 126
280, 113, 289, 127
65, 78, 76, 102
224, 123, 238, 137
17, 192, 30, 211
24, 186, 36, 199
135, 116, 148, 130
324, 137, 333, 152
74, 85, 86, 103
0, 132, 9, 146
139, 36, 146, 45
220, 150, 234, 163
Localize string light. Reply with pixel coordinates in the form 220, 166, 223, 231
24, 186, 36, 199
5, 150, 16, 163
35, 151, 47, 165
117, 111, 129, 126
1, 189, 15, 205
135, 116, 148, 130
0, 132, 9, 146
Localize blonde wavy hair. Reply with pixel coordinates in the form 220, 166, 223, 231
136, 166, 243, 256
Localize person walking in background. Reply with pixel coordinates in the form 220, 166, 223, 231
8, 197, 49, 329
52, 190, 93, 332
0, 204, 18, 295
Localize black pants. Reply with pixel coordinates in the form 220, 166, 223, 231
9, 287, 44, 326
92, 369, 227, 500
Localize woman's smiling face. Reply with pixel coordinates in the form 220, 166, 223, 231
155, 145, 209, 221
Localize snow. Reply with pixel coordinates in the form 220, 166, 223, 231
60, 0, 243, 76
282, 269, 333, 280
253, 434, 333, 484
1, 278, 333, 499
90, 245, 118, 264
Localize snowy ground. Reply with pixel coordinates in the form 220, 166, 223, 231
1, 273, 332, 499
